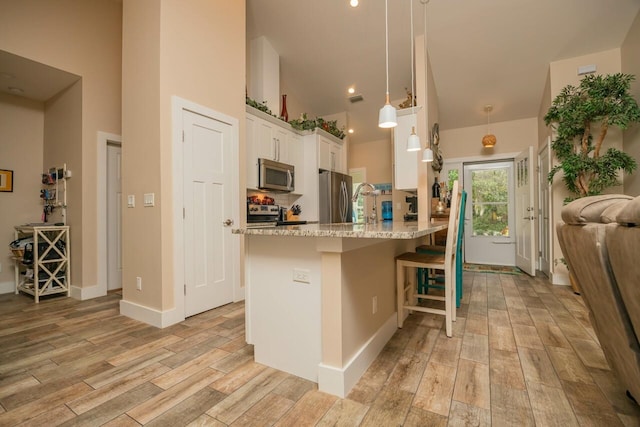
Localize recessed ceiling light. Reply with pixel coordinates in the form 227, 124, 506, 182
348, 129, 354, 134
8, 86, 24, 94
350, 0, 359, 7
348, 87, 355, 94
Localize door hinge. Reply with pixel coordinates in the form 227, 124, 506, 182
183, 207, 185, 218
184, 284, 186, 295
182, 130, 185, 142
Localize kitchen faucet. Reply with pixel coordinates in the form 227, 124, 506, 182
352, 182, 379, 224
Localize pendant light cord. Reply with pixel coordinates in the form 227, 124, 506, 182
385, 0, 390, 99
423, 0, 429, 148
410, 0, 415, 114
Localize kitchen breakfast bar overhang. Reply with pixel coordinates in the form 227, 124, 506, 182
232, 221, 447, 398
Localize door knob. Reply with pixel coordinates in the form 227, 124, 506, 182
223, 219, 234, 226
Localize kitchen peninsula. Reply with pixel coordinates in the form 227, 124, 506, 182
233, 220, 446, 397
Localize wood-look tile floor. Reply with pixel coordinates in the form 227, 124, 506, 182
1, 272, 639, 426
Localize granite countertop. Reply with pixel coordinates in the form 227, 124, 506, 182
232, 221, 447, 239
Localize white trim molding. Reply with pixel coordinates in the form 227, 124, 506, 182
71, 284, 105, 301
171, 96, 242, 325
318, 312, 397, 398
120, 299, 181, 329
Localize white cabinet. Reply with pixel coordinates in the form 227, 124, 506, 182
318, 135, 345, 174
256, 120, 289, 164
246, 113, 259, 190
394, 109, 420, 190
288, 132, 303, 194
246, 107, 303, 193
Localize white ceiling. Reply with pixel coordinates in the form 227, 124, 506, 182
247, 0, 640, 144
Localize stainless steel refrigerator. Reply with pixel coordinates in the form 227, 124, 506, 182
319, 169, 352, 223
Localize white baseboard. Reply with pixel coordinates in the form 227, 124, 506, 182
120, 299, 183, 328
0, 281, 14, 294
70, 284, 106, 300
318, 313, 397, 398
551, 271, 570, 286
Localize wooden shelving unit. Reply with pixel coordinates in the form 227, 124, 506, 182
12, 225, 71, 303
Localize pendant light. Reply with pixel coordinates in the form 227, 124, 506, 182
482, 104, 497, 148
378, 0, 397, 128
421, 0, 434, 162
406, 0, 421, 152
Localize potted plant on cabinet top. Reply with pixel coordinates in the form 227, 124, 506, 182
544, 73, 640, 203
544, 73, 640, 292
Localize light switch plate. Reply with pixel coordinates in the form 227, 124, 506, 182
144, 193, 155, 207
127, 195, 135, 208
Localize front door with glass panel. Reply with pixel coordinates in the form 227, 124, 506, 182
463, 161, 516, 266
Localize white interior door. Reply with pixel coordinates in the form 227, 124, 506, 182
107, 143, 122, 291
515, 147, 535, 276
463, 161, 516, 266
538, 142, 552, 277
183, 110, 234, 317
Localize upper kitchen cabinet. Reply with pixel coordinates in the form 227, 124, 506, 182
393, 108, 420, 190
287, 131, 303, 195
317, 133, 346, 174
255, 116, 289, 163
246, 105, 303, 193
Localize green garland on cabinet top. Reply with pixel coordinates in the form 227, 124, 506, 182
246, 97, 345, 140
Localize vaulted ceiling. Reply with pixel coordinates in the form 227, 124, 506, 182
247, 0, 640, 144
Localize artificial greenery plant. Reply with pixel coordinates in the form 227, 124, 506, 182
544, 73, 640, 202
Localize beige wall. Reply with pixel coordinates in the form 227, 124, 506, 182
43, 81, 83, 284
439, 117, 538, 160
0, 0, 123, 292
121, 0, 163, 309
349, 139, 392, 184
622, 11, 640, 196
0, 93, 44, 288
121, 0, 246, 312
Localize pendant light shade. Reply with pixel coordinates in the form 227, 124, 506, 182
378, 0, 397, 128
482, 104, 496, 148
379, 94, 397, 128
407, 126, 421, 151
422, 147, 434, 162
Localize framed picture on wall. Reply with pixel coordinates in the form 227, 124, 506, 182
0, 169, 14, 192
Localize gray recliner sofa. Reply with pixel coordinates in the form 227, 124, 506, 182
556, 194, 640, 403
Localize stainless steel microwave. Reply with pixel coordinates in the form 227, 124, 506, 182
258, 158, 295, 192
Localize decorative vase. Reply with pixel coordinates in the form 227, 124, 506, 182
280, 94, 289, 122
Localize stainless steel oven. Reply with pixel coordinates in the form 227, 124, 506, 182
258, 158, 294, 192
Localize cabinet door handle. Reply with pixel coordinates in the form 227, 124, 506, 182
272, 138, 278, 161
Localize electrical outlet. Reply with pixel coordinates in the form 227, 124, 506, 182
136, 276, 142, 291
372, 296, 378, 314
293, 268, 311, 284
